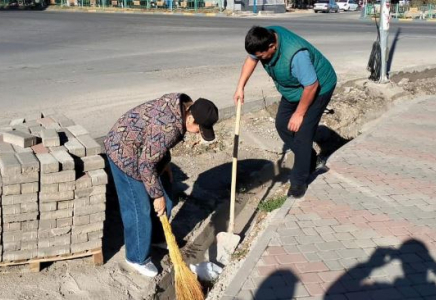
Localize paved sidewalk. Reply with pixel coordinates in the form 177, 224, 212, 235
222, 95, 436, 300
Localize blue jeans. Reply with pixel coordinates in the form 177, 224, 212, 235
108, 158, 173, 265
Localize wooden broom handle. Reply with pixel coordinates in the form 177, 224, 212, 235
229, 99, 242, 234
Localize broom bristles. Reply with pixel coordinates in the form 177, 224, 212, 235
160, 215, 205, 300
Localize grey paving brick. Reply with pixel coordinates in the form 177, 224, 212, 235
73, 215, 90, 226
17, 144, 40, 165
38, 234, 71, 247
40, 191, 74, 202
2, 193, 37, 205
57, 217, 73, 228
0, 141, 15, 154
66, 125, 89, 137
71, 239, 102, 253
74, 185, 106, 198
297, 235, 325, 245
51, 150, 75, 171
320, 233, 339, 242
336, 248, 367, 259
76, 135, 101, 156
21, 202, 38, 213
277, 228, 305, 237
40, 183, 59, 193
332, 225, 358, 233
41, 128, 60, 147
2, 130, 37, 148
40, 209, 73, 220
314, 226, 334, 235
36, 153, 59, 174
3, 184, 21, 195
3, 249, 37, 261
49, 114, 75, 127
339, 258, 358, 269
304, 252, 321, 262
316, 242, 344, 251
369, 288, 403, 299
21, 182, 39, 194
89, 212, 105, 223
88, 230, 103, 241
0, 153, 22, 177
298, 244, 317, 254
72, 233, 88, 244
58, 200, 74, 210
279, 236, 298, 246
89, 194, 106, 205
38, 245, 70, 257
2, 171, 39, 185
81, 155, 105, 172
372, 237, 402, 247
72, 222, 104, 235
41, 170, 75, 184
318, 250, 340, 261
64, 138, 86, 157
39, 219, 57, 230
88, 169, 108, 186
76, 174, 92, 189
59, 181, 76, 192
334, 233, 355, 241
40, 202, 58, 212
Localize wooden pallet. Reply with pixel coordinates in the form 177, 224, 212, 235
0, 248, 103, 272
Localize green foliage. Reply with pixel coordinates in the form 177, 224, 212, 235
258, 195, 287, 212
231, 248, 249, 260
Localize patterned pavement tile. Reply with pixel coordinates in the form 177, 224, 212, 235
222, 97, 436, 300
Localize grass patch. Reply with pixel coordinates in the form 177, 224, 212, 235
258, 195, 287, 212
231, 248, 249, 260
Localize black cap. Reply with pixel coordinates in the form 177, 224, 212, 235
190, 98, 219, 142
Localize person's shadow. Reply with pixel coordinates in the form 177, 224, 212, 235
170, 158, 291, 264
254, 270, 298, 300
324, 239, 436, 299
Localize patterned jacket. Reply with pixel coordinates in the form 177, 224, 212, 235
104, 93, 186, 198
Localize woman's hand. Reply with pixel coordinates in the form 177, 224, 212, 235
153, 197, 166, 217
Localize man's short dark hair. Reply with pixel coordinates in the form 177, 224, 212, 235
245, 26, 276, 55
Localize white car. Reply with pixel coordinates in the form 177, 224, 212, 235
337, 0, 359, 11
314, 0, 339, 12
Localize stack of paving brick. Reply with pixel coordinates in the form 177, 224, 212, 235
0, 112, 107, 263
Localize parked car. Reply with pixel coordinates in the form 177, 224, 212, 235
314, 0, 339, 13
337, 0, 359, 10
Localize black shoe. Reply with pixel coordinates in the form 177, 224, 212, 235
288, 184, 307, 199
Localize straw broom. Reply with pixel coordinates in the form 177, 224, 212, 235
159, 215, 204, 300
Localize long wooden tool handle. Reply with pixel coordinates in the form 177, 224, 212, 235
229, 99, 242, 234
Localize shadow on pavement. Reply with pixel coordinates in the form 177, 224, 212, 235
324, 239, 436, 299
247, 239, 436, 299
254, 270, 298, 299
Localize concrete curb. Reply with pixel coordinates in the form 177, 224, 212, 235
361, 16, 436, 22
43, 6, 232, 17
223, 195, 297, 297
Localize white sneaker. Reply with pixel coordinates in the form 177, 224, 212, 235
125, 258, 158, 278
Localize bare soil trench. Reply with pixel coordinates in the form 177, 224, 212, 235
0, 68, 435, 300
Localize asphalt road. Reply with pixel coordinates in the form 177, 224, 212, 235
1, 10, 435, 137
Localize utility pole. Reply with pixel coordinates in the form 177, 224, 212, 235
379, 0, 390, 83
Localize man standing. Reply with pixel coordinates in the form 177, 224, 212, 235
234, 25, 337, 198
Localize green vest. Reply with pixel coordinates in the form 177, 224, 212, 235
262, 26, 337, 102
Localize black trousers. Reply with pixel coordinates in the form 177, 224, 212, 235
275, 87, 335, 186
